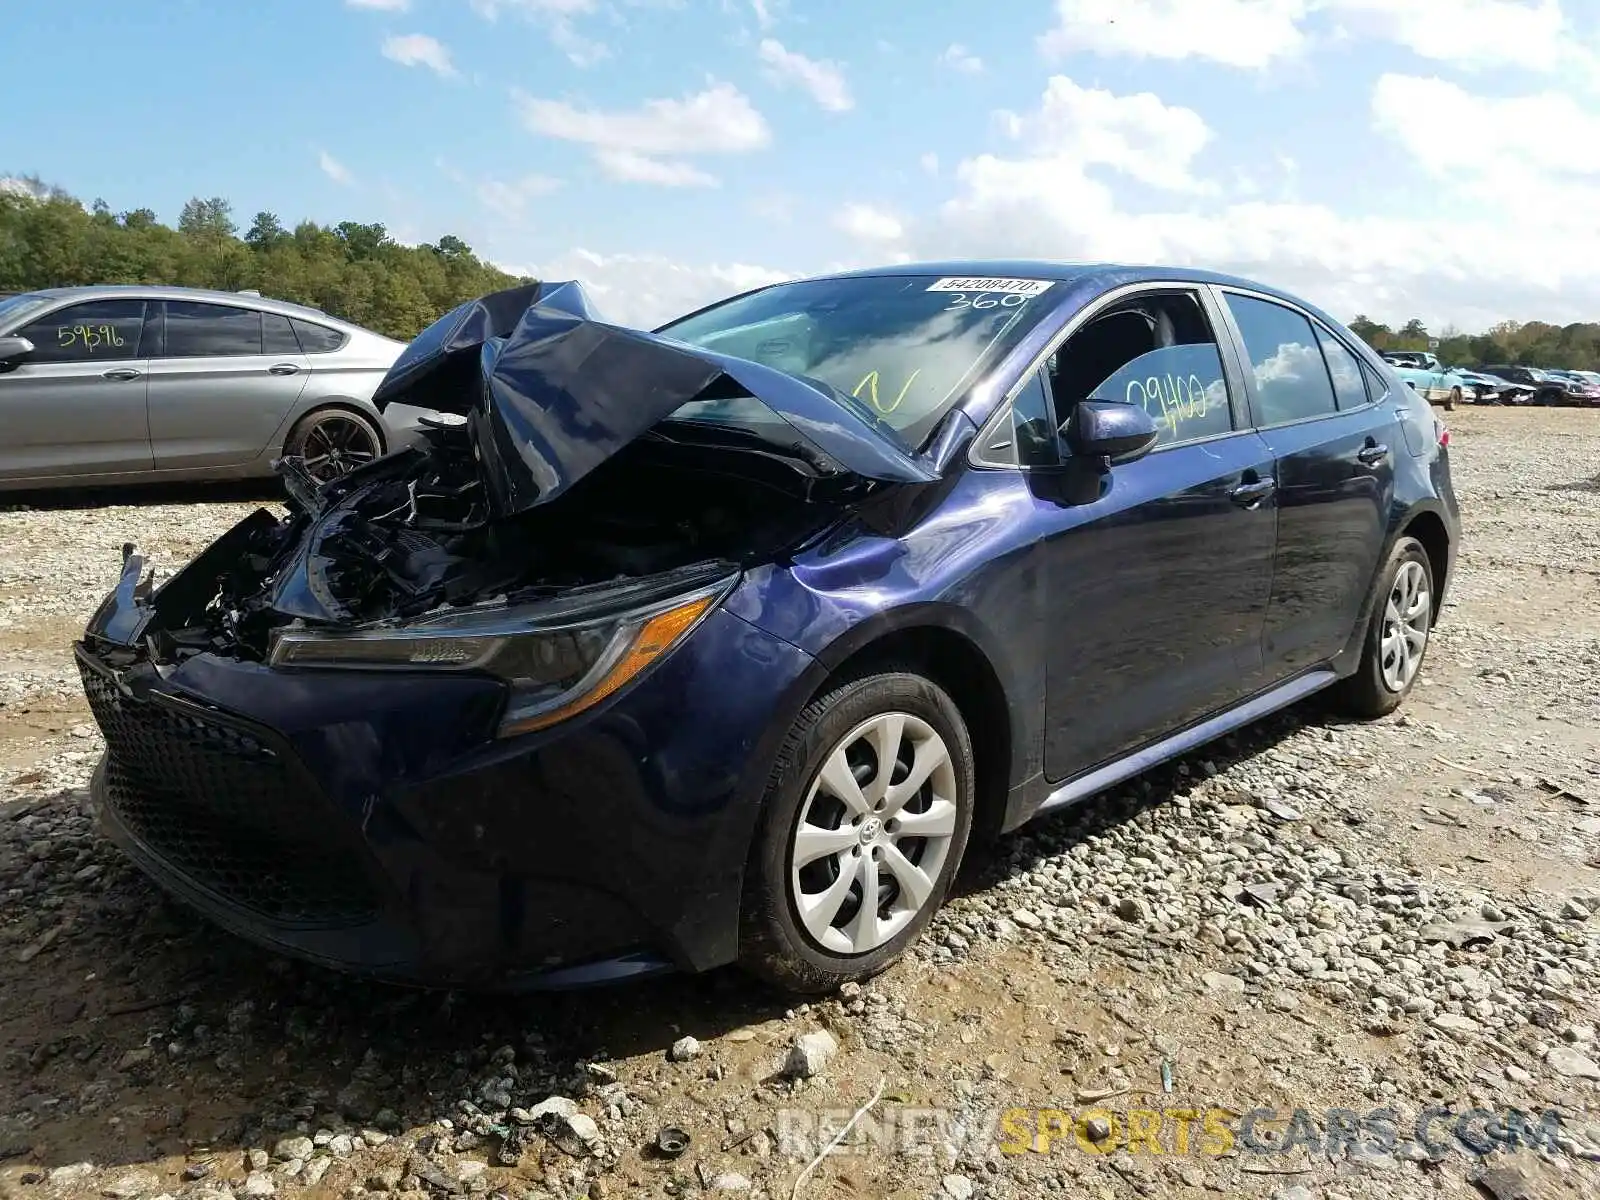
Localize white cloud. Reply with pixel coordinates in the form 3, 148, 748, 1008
533, 248, 792, 327
346, 0, 408, 9
920, 152, 940, 176
471, 0, 594, 15
1329, 0, 1576, 72
470, 0, 608, 65
548, 19, 610, 65
1039, 0, 1310, 69
751, 0, 775, 28
918, 73, 1600, 331
758, 39, 853, 112
381, 33, 457, 76
997, 76, 1214, 193
595, 150, 717, 186
514, 83, 769, 186
938, 43, 984, 73
477, 174, 562, 220
1039, 0, 1589, 74
0, 177, 52, 200
1372, 74, 1600, 182
834, 203, 905, 242
318, 150, 355, 186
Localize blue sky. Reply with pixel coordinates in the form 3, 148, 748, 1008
6, 0, 1600, 330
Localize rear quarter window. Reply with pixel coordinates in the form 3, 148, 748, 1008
290, 319, 347, 354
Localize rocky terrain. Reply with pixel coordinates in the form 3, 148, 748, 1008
1, 407, 1597, 1200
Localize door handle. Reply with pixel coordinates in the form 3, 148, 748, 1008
101, 367, 141, 381
268, 363, 301, 376
1357, 442, 1389, 465
1229, 477, 1276, 507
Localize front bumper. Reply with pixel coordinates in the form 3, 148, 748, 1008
77, 601, 815, 990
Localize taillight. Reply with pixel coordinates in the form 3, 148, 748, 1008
1433, 417, 1450, 447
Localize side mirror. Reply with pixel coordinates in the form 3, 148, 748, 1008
1063, 400, 1160, 466
0, 335, 34, 371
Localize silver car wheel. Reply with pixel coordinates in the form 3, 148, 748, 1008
1380, 559, 1430, 692
299, 413, 380, 482
789, 711, 959, 955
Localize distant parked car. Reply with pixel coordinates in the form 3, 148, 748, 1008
1481, 364, 1578, 407
0, 285, 436, 490
1541, 370, 1600, 406
1380, 351, 1464, 410
1449, 368, 1516, 405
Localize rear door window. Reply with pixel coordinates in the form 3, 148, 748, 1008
1223, 294, 1338, 426
163, 302, 263, 357
14, 299, 148, 363
263, 313, 302, 354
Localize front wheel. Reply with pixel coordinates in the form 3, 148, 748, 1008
1332, 537, 1434, 719
1445, 387, 1460, 411
739, 673, 975, 993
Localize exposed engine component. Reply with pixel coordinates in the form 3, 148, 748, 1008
124, 424, 845, 665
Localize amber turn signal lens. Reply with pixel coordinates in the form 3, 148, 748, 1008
498, 594, 715, 736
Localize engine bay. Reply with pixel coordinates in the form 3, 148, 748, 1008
129, 422, 851, 665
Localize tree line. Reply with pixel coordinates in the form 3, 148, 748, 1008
0, 178, 529, 341
1349, 314, 1600, 371
6, 179, 1599, 365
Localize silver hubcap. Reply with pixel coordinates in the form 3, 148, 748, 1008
790, 712, 958, 955
300, 415, 379, 482
1380, 559, 1430, 692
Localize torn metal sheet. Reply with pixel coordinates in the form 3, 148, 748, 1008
372, 281, 938, 518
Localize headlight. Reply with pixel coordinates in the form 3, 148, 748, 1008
268, 570, 737, 737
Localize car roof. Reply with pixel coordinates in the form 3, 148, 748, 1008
17, 284, 359, 330
788, 259, 1361, 329
799, 258, 1311, 298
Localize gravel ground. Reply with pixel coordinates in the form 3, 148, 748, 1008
1, 408, 1597, 1200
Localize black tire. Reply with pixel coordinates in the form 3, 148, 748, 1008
1331, 536, 1435, 719
738, 672, 975, 993
284, 407, 384, 483
1445, 387, 1460, 411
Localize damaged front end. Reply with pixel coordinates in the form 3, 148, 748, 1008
83, 280, 936, 732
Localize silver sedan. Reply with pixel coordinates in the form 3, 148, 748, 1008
0, 285, 436, 490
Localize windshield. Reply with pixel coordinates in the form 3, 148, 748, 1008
0, 292, 53, 330
656, 274, 1059, 450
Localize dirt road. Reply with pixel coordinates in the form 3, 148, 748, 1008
2, 408, 1597, 1200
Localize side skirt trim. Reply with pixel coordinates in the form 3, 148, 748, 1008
1036, 668, 1338, 816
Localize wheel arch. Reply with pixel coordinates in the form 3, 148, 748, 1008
797, 609, 1022, 847
283, 399, 390, 457
1401, 508, 1451, 617
1332, 500, 1456, 675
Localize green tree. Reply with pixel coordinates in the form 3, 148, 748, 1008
244, 210, 288, 249
0, 181, 530, 340
178, 197, 236, 247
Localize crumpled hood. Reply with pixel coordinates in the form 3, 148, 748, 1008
372, 280, 938, 517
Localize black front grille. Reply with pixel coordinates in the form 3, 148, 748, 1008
79, 653, 381, 927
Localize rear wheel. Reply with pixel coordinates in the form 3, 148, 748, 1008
1332, 536, 1434, 719
284, 408, 383, 483
739, 673, 974, 993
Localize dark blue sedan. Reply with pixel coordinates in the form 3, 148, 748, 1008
76, 262, 1459, 993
